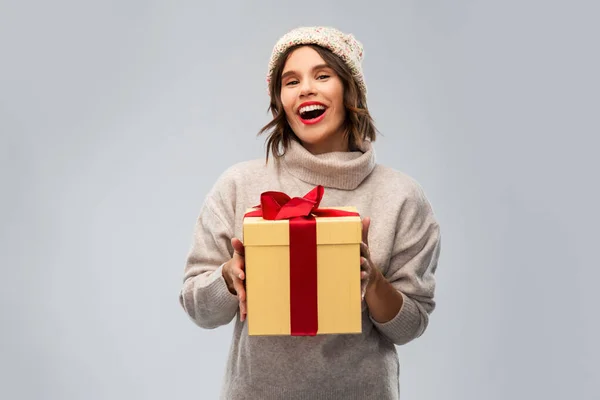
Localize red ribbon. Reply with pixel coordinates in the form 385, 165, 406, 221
245, 186, 358, 336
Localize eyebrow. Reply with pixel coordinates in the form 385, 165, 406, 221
281, 64, 331, 80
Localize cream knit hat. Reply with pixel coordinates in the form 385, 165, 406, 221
266, 26, 367, 96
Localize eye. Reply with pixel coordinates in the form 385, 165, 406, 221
317, 74, 330, 80
285, 80, 299, 86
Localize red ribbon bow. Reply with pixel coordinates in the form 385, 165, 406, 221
245, 185, 358, 220
245, 186, 358, 336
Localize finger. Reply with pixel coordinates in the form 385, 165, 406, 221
361, 217, 370, 247
360, 242, 370, 260
360, 256, 370, 271
231, 264, 245, 282
231, 237, 245, 258
360, 271, 368, 280
239, 285, 247, 321
232, 278, 246, 302
240, 300, 247, 321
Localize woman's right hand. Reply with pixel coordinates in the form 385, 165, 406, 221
223, 238, 247, 321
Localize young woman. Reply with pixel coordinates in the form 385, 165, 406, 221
179, 26, 442, 400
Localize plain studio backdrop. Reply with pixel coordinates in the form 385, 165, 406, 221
1, 1, 598, 399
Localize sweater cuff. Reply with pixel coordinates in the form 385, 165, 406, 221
369, 292, 422, 345
203, 263, 239, 313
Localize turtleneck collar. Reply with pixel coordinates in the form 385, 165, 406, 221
280, 139, 376, 190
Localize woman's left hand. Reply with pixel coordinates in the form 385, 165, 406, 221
360, 216, 381, 298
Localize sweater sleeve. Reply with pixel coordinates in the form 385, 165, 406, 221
369, 182, 442, 345
178, 194, 240, 330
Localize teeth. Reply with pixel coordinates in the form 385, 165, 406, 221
299, 104, 326, 114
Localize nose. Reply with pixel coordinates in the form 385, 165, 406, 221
299, 78, 316, 97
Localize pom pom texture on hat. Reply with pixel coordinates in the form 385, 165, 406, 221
266, 26, 366, 96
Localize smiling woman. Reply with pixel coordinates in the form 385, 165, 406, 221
260, 39, 377, 157
179, 26, 442, 400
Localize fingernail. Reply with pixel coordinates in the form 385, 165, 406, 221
239, 273, 243, 279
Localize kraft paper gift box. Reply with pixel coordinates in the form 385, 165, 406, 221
243, 185, 363, 336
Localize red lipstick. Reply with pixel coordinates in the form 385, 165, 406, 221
297, 101, 327, 125
297, 101, 326, 111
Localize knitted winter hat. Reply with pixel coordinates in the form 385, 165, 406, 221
266, 26, 366, 96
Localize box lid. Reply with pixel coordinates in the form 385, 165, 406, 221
243, 207, 362, 246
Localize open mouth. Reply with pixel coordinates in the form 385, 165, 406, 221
298, 104, 327, 123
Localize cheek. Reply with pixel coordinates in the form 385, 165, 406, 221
333, 99, 346, 121
326, 86, 345, 120
280, 95, 295, 118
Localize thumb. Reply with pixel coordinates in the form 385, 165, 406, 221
231, 237, 245, 257
361, 216, 370, 246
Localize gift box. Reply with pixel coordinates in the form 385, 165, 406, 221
243, 185, 363, 336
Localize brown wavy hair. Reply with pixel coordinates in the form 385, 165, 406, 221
258, 44, 377, 162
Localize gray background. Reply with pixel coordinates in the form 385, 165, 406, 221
1, 0, 598, 399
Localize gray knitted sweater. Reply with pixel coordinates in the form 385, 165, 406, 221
179, 139, 441, 399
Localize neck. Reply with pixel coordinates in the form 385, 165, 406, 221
280, 139, 376, 190
302, 138, 348, 155
297, 127, 350, 155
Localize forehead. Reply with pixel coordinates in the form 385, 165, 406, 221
282, 46, 328, 72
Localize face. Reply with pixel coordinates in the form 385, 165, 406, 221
280, 46, 347, 154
